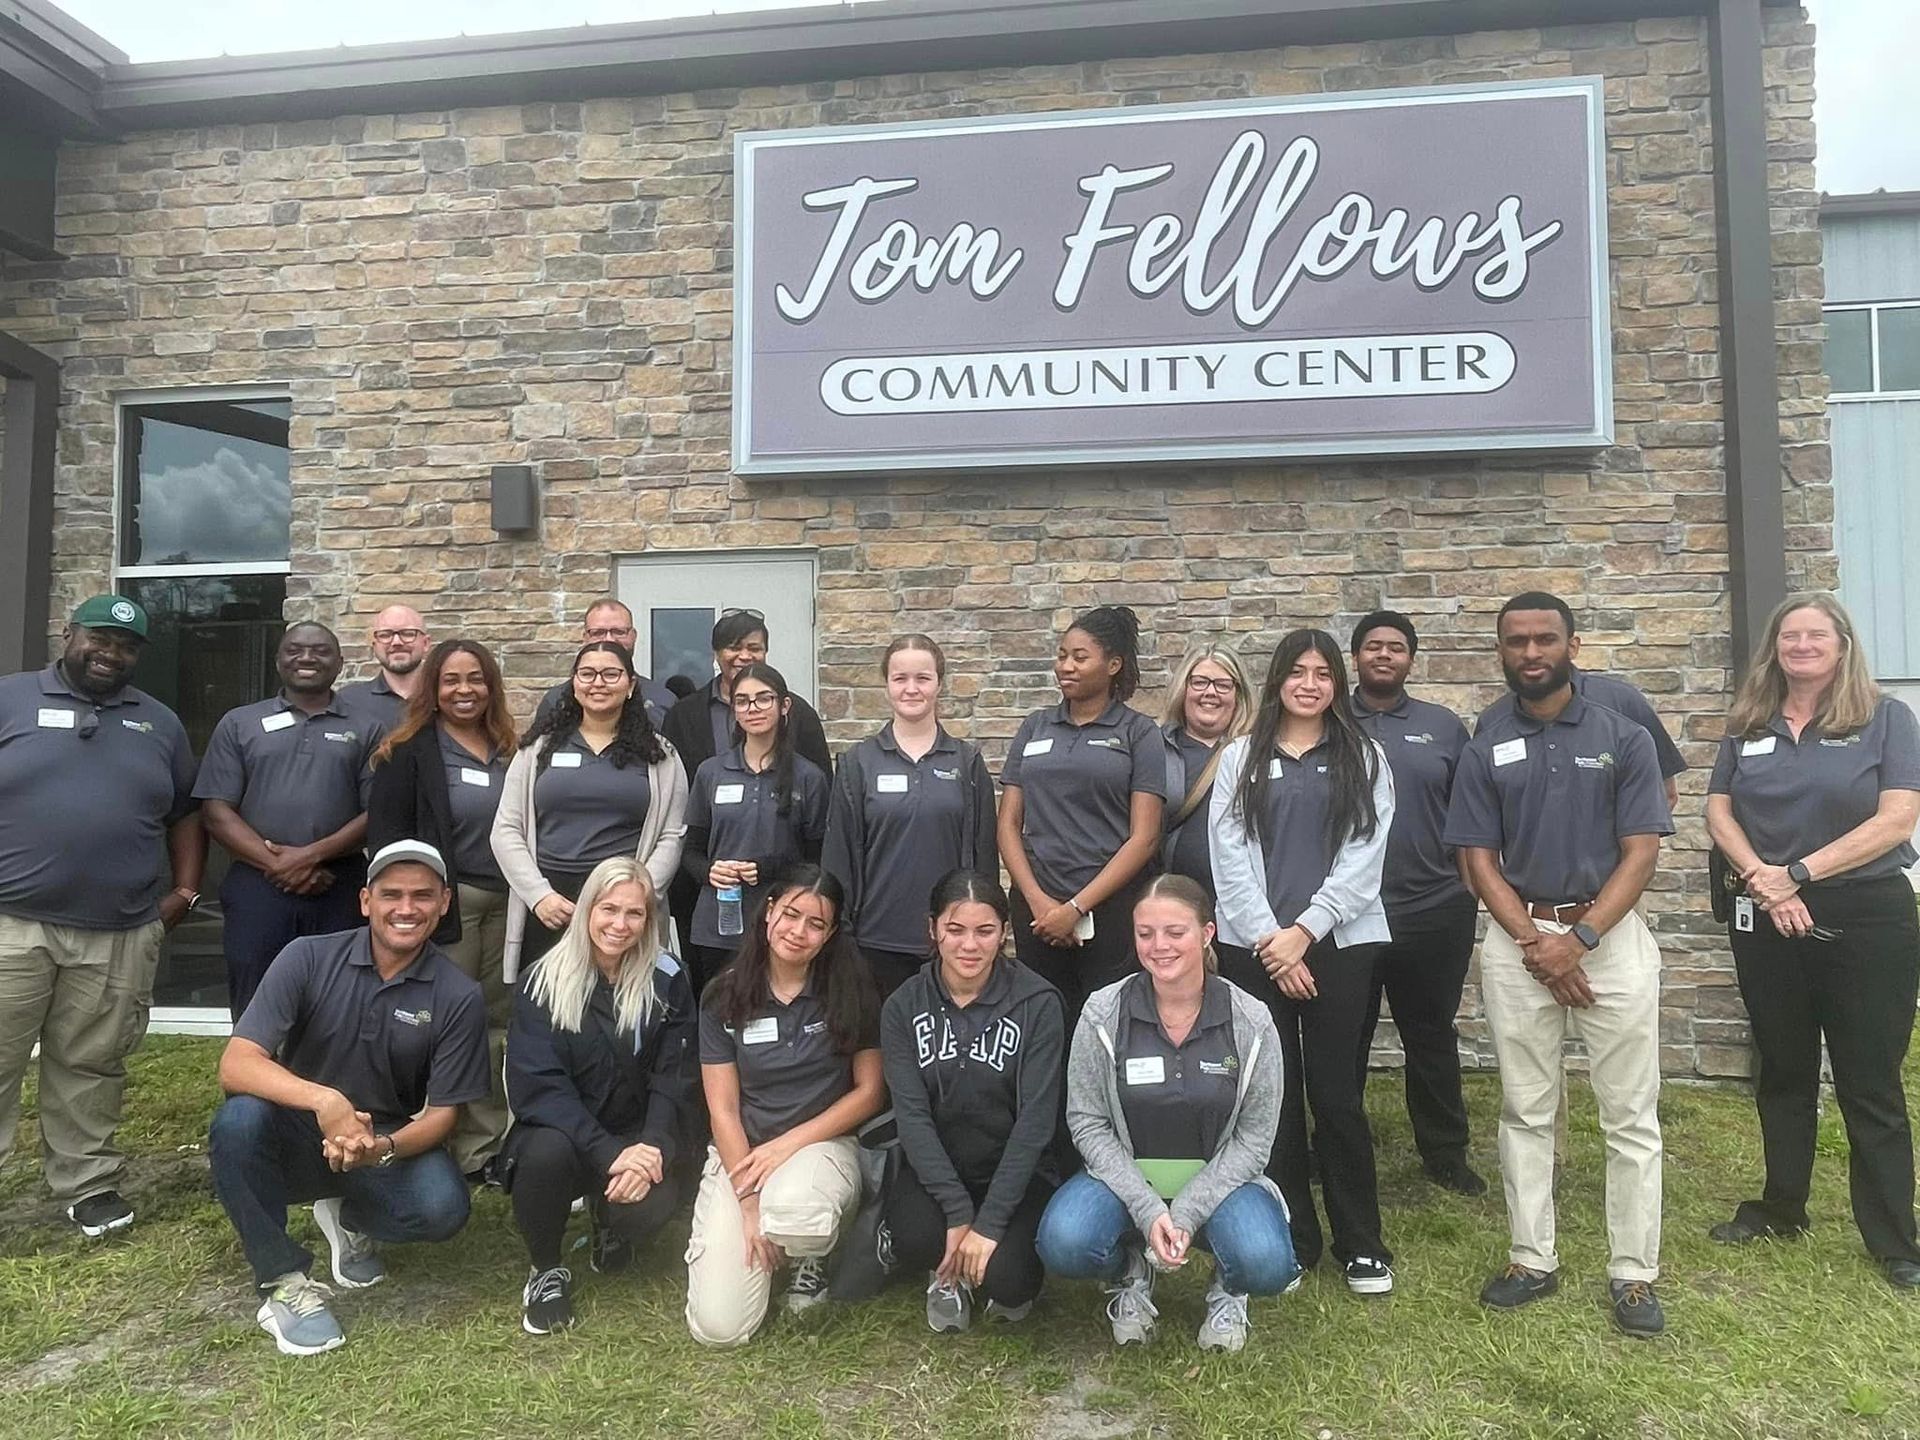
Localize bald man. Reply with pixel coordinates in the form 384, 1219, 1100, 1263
339, 605, 433, 732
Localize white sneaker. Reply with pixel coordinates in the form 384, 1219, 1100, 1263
1104, 1247, 1158, 1346
312, 1197, 386, 1289
926, 1275, 971, 1333
1343, 1255, 1394, 1296
1197, 1280, 1250, 1353
255, 1272, 344, 1356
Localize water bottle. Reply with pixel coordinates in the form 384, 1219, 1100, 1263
717, 884, 744, 937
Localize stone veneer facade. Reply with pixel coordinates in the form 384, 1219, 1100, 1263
0, 9, 1829, 1076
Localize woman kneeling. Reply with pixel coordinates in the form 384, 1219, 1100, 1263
1036, 874, 1298, 1353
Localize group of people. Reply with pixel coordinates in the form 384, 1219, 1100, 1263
2, 583, 1916, 1360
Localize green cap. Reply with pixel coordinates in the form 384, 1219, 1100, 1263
70, 594, 149, 639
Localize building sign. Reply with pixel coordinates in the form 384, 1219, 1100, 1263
733, 78, 1611, 475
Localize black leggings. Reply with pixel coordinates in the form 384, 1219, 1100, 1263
885, 1158, 1052, 1308
505, 1123, 681, 1270
1011, 880, 1147, 1031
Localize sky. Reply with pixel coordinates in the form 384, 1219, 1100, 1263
54, 0, 1920, 195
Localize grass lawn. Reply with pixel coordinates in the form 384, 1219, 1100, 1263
3, 1038, 1918, 1439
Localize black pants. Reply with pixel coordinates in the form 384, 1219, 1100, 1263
1011, 881, 1146, 1031
885, 1157, 1052, 1308
861, 946, 925, 1004
1221, 937, 1390, 1270
688, 944, 740, 997
219, 860, 366, 1020
1730, 875, 1920, 1263
1360, 895, 1478, 1171
503, 1122, 682, 1271
520, 867, 597, 970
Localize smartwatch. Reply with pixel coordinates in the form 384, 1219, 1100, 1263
1571, 921, 1601, 952
1786, 861, 1811, 886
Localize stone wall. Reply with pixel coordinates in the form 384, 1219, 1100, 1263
0, 8, 1829, 1074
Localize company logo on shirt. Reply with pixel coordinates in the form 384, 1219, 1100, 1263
1084, 736, 1128, 751
932, 767, 960, 781
911, 1012, 1024, 1072
1817, 735, 1862, 747
392, 1008, 431, 1027
803, 1020, 829, 1036
1573, 751, 1615, 770
121, 718, 154, 733
1403, 732, 1435, 745
323, 730, 360, 744
1197, 1055, 1239, 1077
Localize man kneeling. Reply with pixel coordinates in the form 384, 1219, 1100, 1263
209, 840, 490, 1355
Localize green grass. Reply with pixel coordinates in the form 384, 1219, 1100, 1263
4, 1039, 1920, 1438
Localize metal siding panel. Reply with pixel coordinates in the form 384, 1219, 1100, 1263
1833, 400, 1920, 678
1823, 214, 1920, 304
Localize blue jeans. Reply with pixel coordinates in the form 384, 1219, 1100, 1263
218, 862, 365, 1021
1035, 1172, 1299, 1296
209, 1095, 470, 1288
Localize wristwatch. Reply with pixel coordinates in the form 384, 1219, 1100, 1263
1571, 921, 1601, 952
377, 1135, 399, 1167
171, 887, 202, 911
1786, 861, 1811, 886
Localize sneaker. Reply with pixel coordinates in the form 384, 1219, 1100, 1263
256, 1272, 344, 1356
926, 1275, 971, 1333
786, 1255, 831, 1314
1480, 1263, 1559, 1310
985, 1297, 1034, 1324
1197, 1280, 1250, 1353
1104, 1247, 1158, 1346
312, 1197, 386, 1289
1282, 1271, 1305, 1296
1609, 1279, 1666, 1337
587, 1201, 632, 1277
522, 1265, 574, 1335
1885, 1259, 1920, 1290
66, 1190, 133, 1238
1424, 1160, 1489, 1197
1343, 1256, 1394, 1296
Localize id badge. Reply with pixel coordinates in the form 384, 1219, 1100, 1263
1733, 896, 1755, 933
1074, 909, 1095, 941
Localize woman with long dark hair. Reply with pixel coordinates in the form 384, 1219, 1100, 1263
368, 637, 518, 1177
682, 662, 831, 992
879, 870, 1062, 1333
686, 865, 883, 1346
997, 605, 1166, 1026
1209, 628, 1396, 1296
492, 641, 687, 978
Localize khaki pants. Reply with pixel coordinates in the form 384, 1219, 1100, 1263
684, 1137, 861, 1347
1480, 912, 1664, 1282
0, 915, 163, 1204
442, 884, 511, 1174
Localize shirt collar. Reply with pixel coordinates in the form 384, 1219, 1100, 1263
719, 745, 749, 773
877, 723, 957, 757
372, 673, 396, 697
1051, 697, 1127, 729
1350, 686, 1411, 721
1509, 691, 1588, 733
346, 929, 437, 988
39, 662, 135, 708
274, 689, 347, 719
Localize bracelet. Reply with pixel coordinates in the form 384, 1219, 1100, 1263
1068, 898, 1087, 916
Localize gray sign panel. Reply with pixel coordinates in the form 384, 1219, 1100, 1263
733, 78, 1611, 475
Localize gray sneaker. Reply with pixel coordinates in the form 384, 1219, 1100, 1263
786, 1255, 831, 1314
1104, 1247, 1158, 1346
312, 1197, 386, 1289
926, 1275, 972, 1333
255, 1273, 344, 1356
985, 1297, 1034, 1324
1198, 1279, 1250, 1353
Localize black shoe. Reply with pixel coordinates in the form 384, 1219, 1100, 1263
1424, 1159, 1489, 1197
1884, 1259, 1920, 1290
1479, 1263, 1558, 1310
522, 1265, 574, 1335
1610, 1279, 1666, 1337
1709, 1210, 1805, 1245
67, 1190, 134, 1238
588, 1203, 631, 1277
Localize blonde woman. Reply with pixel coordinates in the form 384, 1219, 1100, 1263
1158, 644, 1255, 902
503, 858, 698, 1335
1705, 592, 1920, 1288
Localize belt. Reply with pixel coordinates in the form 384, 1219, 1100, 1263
1526, 901, 1593, 924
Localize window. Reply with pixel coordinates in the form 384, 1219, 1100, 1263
1825, 303, 1920, 397
116, 391, 291, 1015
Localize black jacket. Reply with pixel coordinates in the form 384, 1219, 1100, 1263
503, 957, 699, 1174
880, 956, 1064, 1240
661, 677, 832, 778
366, 726, 463, 944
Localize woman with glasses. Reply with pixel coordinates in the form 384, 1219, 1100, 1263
493, 641, 688, 979
1158, 645, 1255, 904
1705, 592, 1920, 1288
822, 635, 999, 1000
368, 638, 518, 1178
682, 663, 831, 993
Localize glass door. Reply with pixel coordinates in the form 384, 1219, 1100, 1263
615, 551, 818, 703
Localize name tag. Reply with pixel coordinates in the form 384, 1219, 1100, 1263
36, 708, 76, 729
261, 712, 296, 734
1741, 736, 1776, 757
1022, 738, 1054, 757
1492, 737, 1527, 768
459, 767, 491, 787
1124, 1055, 1166, 1086
876, 773, 909, 794
1733, 896, 1755, 932
550, 751, 583, 768
714, 783, 746, 805
1269, 757, 1285, 779
740, 1016, 780, 1046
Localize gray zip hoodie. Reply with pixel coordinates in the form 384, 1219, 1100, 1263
1065, 973, 1285, 1241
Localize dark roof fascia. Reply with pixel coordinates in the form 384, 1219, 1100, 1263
79, 0, 1774, 131
1820, 190, 1920, 220
0, 0, 123, 136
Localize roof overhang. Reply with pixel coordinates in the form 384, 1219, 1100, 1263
1821, 190, 1920, 220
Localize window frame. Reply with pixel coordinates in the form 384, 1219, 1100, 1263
1825, 300, 1920, 403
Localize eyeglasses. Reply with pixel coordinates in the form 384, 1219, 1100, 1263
582, 626, 635, 642
372, 629, 426, 643
573, 668, 629, 686
732, 692, 779, 712
1187, 675, 1236, 696
721, 608, 766, 622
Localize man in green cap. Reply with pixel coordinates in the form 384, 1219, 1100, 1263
0, 595, 205, 1236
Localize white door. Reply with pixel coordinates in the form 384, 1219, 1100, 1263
616, 551, 818, 704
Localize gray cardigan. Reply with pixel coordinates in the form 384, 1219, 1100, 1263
1065, 973, 1285, 1242
490, 738, 689, 983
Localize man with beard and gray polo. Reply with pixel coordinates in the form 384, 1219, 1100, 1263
0, 595, 205, 1237
338, 603, 432, 733
1444, 592, 1673, 1338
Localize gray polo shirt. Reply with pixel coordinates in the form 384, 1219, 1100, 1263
0, 665, 198, 929
1115, 973, 1240, 1162
685, 747, 830, 948
1246, 736, 1342, 931
534, 676, 674, 731
1445, 692, 1672, 903
698, 977, 878, 1147
338, 674, 407, 734
1351, 689, 1472, 918
192, 692, 380, 848
1479, 666, 1688, 780
438, 726, 507, 889
1000, 699, 1166, 899
233, 927, 490, 1129
1708, 695, 1920, 883
530, 730, 655, 871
